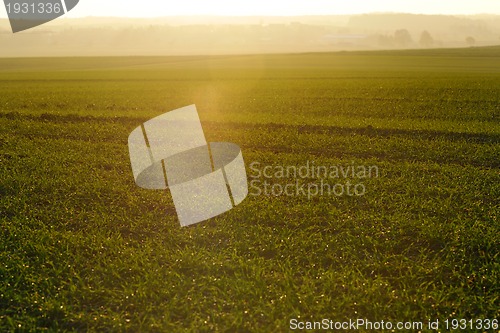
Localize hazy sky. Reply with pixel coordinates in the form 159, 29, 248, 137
1, 0, 500, 18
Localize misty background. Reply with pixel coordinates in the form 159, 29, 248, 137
1, 13, 500, 56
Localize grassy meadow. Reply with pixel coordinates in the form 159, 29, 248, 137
0, 47, 499, 331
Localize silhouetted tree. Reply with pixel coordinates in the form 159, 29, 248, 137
419, 30, 434, 48
377, 34, 394, 47
465, 36, 476, 47
394, 29, 413, 47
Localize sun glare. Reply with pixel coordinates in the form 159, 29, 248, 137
2, 0, 500, 18
82, 1, 361, 17
69, 0, 500, 17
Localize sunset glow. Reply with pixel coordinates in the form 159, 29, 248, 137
2, 0, 500, 18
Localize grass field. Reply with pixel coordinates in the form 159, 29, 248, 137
0, 47, 499, 332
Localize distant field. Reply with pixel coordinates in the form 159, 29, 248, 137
0, 47, 499, 332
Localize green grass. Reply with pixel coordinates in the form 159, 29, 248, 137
0, 47, 499, 332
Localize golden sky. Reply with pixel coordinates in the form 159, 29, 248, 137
2, 0, 500, 17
